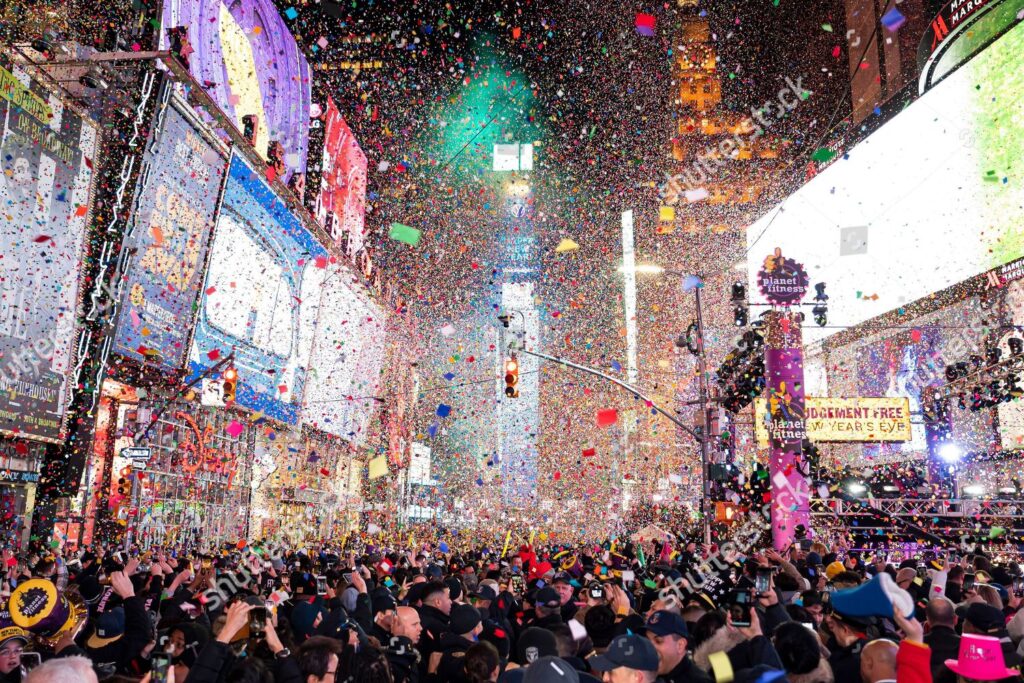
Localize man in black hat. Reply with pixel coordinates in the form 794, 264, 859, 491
435, 604, 483, 682
643, 610, 711, 683
589, 633, 660, 683
826, 610, 871, 683
960, 602, 1022, 670
529, 587, 565, 632
552, 572, 579, 622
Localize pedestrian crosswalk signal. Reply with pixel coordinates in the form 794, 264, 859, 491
504, 358, 519, 398
223, 366, 238, 403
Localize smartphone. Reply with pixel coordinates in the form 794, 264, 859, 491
510, 574, 525, 596
150, 653, 171, 683
589, 582, 606, 600
248, 606, 267, 637
316, 575, 328, 596
730, 590, 752, 628
536, 579, 546, 589
755, 568, 771, 595
1012, 577, 1024, 598
263, 561, 271, 570
19, 652, 41, 672
916, 565, 928, 579
963, 573, 977, 592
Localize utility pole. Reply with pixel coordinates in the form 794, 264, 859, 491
693, 284, 713, 546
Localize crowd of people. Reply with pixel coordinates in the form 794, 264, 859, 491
0, 536, 1021, 683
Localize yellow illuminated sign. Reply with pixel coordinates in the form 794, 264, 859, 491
754, 397, 912, 447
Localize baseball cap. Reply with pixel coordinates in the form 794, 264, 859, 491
551, 571, 573, 585
643, 609, 689, 638
535, 586, 561, 609
86, 607, 125, 648
471, 584, 498, 602
962, 603, 1006, 633
524, 656, 581, 683
589, 634, 660, 672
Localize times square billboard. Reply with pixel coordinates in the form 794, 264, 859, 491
160, 0, 312, 183
0, 56, 99, 443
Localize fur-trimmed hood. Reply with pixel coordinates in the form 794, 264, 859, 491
694, 627, 749, 671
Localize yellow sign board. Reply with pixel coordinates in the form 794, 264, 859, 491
754, 397, 912, 447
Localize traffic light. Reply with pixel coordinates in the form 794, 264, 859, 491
731, 282, 748, 327
223, 366, 238, 403
504, 357, 519, 398
115, 466, 131, 497
812, 282, 828, 327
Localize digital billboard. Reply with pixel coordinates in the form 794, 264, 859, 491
315, 97, 367, 256
0, 58, 98, 443
301, 270, 385, 444
114, 92, 227, 369
189, 153, 328, 424
747, 18, 1024, 344
160, 0, 311, 181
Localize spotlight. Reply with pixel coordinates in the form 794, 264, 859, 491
812, 305, 827, 327
813, 282, 829, 302
955, 362, 969, 378
847, 482, 867, 495
30, 38, 54, 59
78, 68, 109, 91
1010, 337, 1024, 356
963, 484, 985, 497
970, 354, 984, 369
945, 365, 960, 382
938, 442, 963, 464
986, 347, 1003, 365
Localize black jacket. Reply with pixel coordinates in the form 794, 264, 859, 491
417, 605, 450, 675
829, 638, 867, 683
436, 632, 476, 683
183, 640, 235, 683
663, 654, 714, 683
924, 625, 959, 683
85, 595, 154, 675
386, 635, 421, 683
528, 612, 564, 632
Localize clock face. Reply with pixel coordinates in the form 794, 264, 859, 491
680, 44, 713, 69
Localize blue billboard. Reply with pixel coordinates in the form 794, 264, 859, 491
189, 153, 328, 424
114, 93, 227, 369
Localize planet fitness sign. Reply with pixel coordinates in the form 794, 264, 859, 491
758, 248, 809, 306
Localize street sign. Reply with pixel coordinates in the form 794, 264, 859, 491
120, 447, 151, 463
201, 378, 226, 407
131, 460, 147, 470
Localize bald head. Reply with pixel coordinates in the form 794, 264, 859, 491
394, 606, 423, 644
860, 639, 898, 683
926, 597, 956, 628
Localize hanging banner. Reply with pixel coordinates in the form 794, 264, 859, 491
188, 152, 328, 424
764, 310, 810, 551
114, 92, 227, 369
0, 57, 98, 443
754, 396, 913, 447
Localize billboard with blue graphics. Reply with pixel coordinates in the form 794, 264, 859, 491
114, 93, 227, 369
189, 152, 328, 424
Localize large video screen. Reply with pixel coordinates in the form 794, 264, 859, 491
315, 97, 367, 255
189, 153, 328, 424
114, 93, 227, 369
0, 58, 98, 443
160, 0, 311, 182
301, 271, 385, 444
747, 19, 1024, 343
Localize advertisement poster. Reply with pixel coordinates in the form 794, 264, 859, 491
0, 58, 98, 442
189, 153, 328, 424
301, 268, 385, 444
315, 97, 367, 255
160, 0, 311, 181
114, 94, 227, 369
764, 312, 810, 550
754, 397, 912, 447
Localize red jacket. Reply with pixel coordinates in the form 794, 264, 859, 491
898, 640, 933, 683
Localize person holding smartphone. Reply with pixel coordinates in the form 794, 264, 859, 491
0, 627, 29, 682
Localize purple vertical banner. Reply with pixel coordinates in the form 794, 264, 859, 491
763, 311, 810, 551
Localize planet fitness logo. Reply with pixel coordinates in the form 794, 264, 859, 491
758, 248, 809, 306
17, 586, 48, 618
